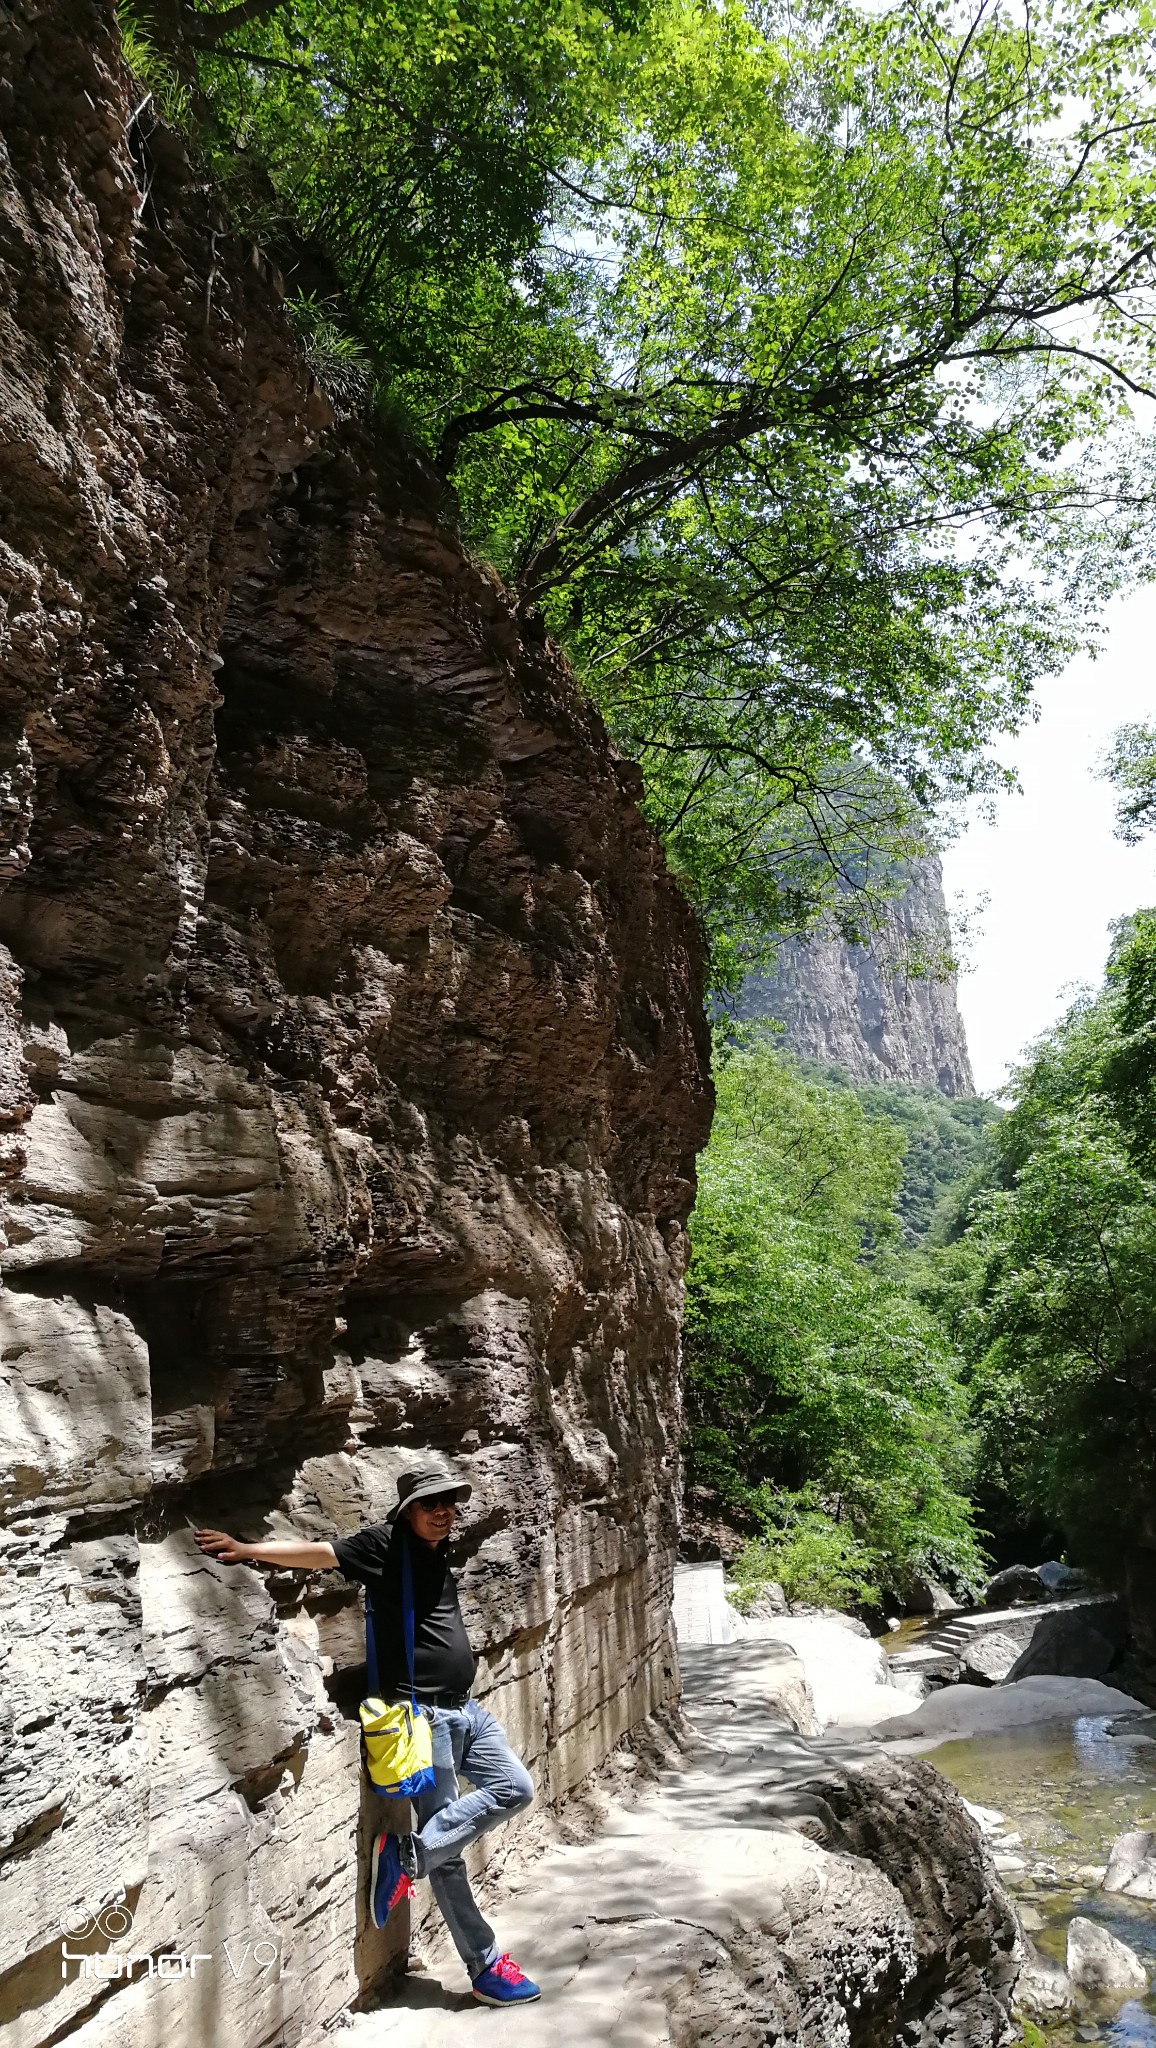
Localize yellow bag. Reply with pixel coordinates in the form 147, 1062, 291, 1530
360, 1695, 435, 1797
360, 1533, 435, 1797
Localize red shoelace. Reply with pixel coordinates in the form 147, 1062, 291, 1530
490, 1954, 527, 1985
389, 1872, 415, 1910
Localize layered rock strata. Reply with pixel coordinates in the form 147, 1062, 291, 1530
0, 10, 711, 2044
737, 856, 975, 1095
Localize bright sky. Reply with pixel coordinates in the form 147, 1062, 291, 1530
940, 583, 1156, 1097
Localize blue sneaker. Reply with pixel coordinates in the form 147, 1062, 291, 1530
369, 1833, 414, 1929
471, 1953, 541, 2005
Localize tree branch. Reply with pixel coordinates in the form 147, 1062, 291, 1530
185, 0, 287, 50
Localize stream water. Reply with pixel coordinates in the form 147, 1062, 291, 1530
926, 1712, 1156, 2045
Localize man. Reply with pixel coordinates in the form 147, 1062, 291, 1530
194, 1462, 540, 2007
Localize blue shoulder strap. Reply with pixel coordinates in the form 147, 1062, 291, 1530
365, 1590, 380, 1698
401, 1529, 417, 1710
364, 1531, 418, 1706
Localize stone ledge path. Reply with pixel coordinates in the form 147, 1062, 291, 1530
670, 1560, 741, 1646
314, 1572, 1007, 2048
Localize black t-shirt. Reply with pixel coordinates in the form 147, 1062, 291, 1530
332, 1521, 477, 1699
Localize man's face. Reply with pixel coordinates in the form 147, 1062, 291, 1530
406, 1493, 459, 1545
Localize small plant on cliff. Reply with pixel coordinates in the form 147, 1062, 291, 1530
287, 294, 374, 412
117, 5, 192, 129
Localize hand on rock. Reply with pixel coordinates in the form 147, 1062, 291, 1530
194, 1528, 249, 1566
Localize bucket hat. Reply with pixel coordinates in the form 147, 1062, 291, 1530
386, 1462, 472, 1523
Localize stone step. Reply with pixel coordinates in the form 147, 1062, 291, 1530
886, 1592, 1125, 1690
888, 1646, 960, 1682
895, 1593, 1121, 1656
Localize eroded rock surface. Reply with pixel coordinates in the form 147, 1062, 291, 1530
960, 1632, 1020, 1687
0, 10, 710, 2044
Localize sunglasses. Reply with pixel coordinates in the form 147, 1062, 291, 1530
415, 1491, 461, 1511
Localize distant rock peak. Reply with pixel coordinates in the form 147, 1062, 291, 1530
736, 855, 975, 1096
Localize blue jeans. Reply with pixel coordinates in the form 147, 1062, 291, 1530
408, 1700, 534, 1981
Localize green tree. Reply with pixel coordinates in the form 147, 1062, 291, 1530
155, 0, 1156, 978
1102, 723, 1156, 848
685, 1043, 985, 1598
945, 918, 1156, 1576
807, 1069, 1003, 1243
447, 0, 1156, 970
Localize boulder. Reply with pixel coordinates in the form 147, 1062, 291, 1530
1066, 1915, 1148, 1994
1102, 1828, 1156, 1900
823, 1608, 872, 1638
1016, 1942, 1074, 2015
960, 1632, 1021, 1686
1037, 1560, 1090, 1598
872, 1674, 1145, 1744
736, 1614, 893, 1728
982, 1564, 1048, 1608
962, 1799, 1004, 1836
907, 1576, 961, 1617
679, 1638, 822, 1738
745, 1581, 790, 1619
786, 1604, 871, 1634
1006, 1603, 1126, 1683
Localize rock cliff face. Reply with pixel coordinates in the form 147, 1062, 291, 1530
736, 857, 975, 1096
0, 12, 712, 2044
0, 14, 1027, 2048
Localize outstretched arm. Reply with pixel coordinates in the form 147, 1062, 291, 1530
195, 1529, 339, 1570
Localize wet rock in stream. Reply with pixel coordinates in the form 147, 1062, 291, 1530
899, 1712, 1156, 2042
1017, 1941, 1075, 2016
1104, 1829, 1156, 1900
1067, 1915, 1148, 1994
